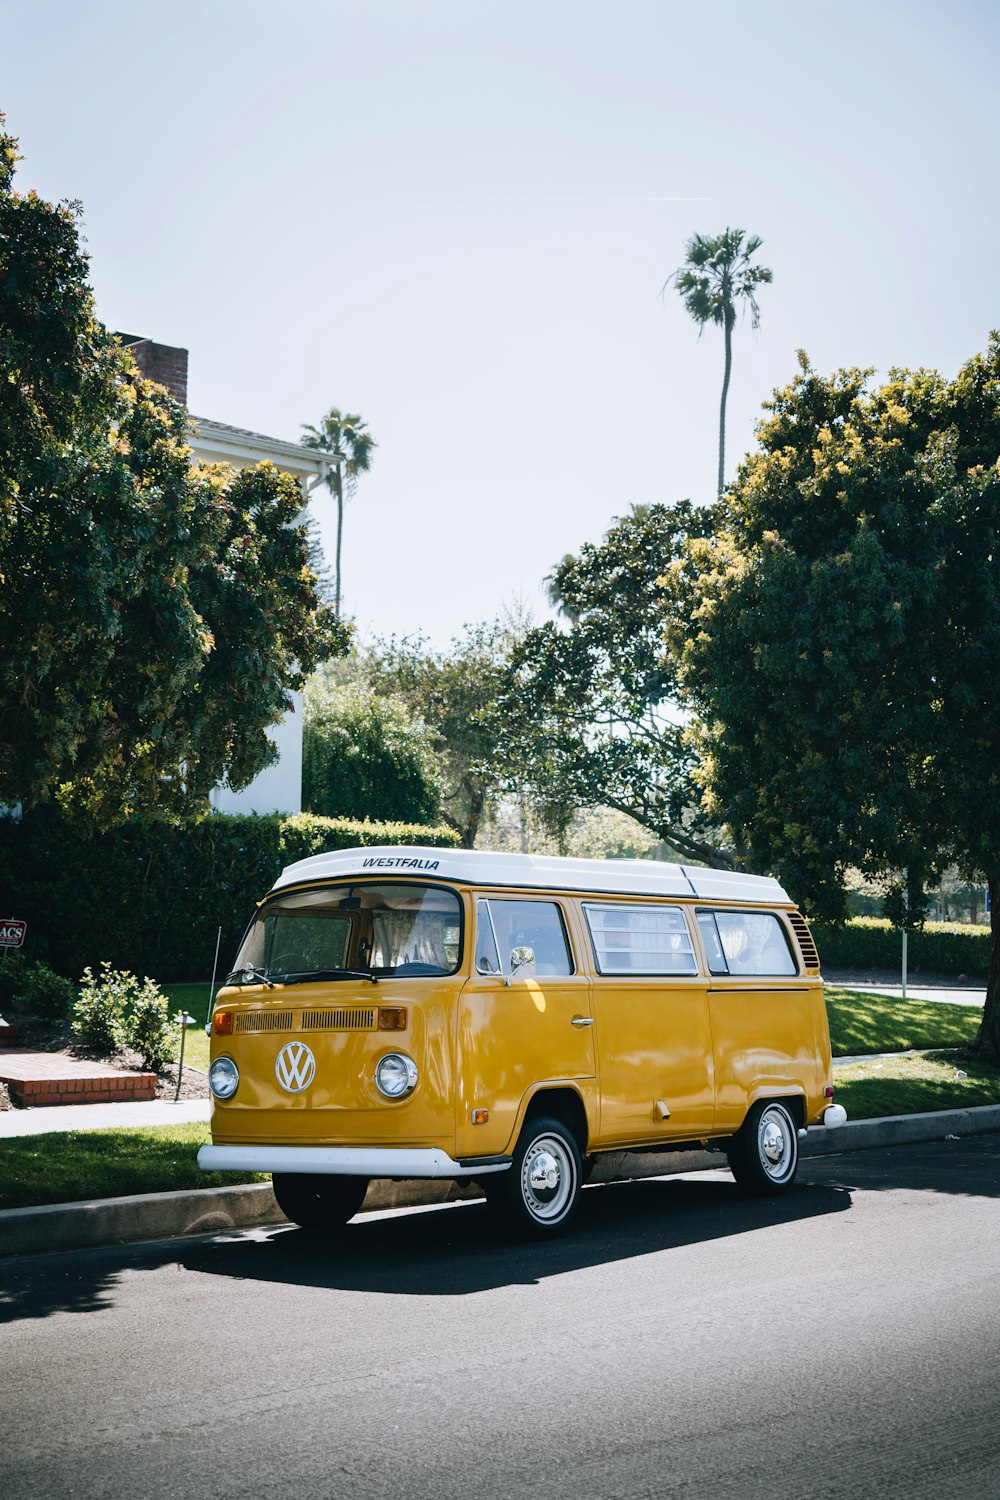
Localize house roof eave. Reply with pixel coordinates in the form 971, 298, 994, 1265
187, 416, 338, 480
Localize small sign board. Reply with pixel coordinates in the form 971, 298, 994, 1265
0, 919, 27, 949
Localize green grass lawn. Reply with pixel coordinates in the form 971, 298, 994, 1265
824, 985, 982, 1055
833, 1051, 1000, 1121
0, 1122, 266, 1211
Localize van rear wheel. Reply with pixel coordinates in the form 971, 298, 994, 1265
485, 1117, 582, 1238
271, 1172, 369, 1232
727, 1100, 799, 1195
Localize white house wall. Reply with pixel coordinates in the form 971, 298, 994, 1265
186, 417, 333, 820
209, 689, 304, 817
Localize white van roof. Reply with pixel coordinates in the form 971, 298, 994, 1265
272, 845, 792, 906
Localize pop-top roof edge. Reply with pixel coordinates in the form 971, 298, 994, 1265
271, 846, 792, 905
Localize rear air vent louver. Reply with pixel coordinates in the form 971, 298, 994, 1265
300, 1008, 377, 1032
234, 1011, 295, 1033
788, 911, 821, 972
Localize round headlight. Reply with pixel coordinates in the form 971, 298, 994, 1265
209, 1056, 239, 1100
375, 1052, 418, 1099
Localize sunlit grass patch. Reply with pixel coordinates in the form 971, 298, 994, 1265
825, 986, 981, 1056
833, 1051, 1000, 1121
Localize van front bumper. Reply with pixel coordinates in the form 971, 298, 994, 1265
197, 1144, 511, 1179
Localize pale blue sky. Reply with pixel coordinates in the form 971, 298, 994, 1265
3, 1, 998, 646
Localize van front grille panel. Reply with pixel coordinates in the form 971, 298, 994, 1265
788, 911, 821, 971
300, 1008, 377, 1032
234, 1011, 295, 1033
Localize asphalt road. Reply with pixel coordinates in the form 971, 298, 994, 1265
2, 1139, 998, 1500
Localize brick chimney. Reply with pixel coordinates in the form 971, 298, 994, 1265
117, 334, 189, 406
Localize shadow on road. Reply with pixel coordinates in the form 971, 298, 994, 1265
4, 1135, 995, 1326
0, 1172, 850, 1324
181, 1175, 853, 1299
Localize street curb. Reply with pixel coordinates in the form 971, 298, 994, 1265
800, 1102, 1000, 1156
2, 1103, 999, 1259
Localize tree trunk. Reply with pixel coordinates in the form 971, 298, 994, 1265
717, 307, 734, 500
970, 874, 1000, 1065
334, 467, 344, 618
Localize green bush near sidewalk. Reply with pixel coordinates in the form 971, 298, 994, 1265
814, 916, 990, 977
0, 807, 459, 983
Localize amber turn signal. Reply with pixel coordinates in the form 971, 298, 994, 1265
472, 1108, 489, 1125
213, 1011, 234, 1035
378, 1006, 407, 1031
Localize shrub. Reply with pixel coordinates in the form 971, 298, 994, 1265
72, 963, 132, 1053
303, 677, 442, 823
0, 952, 76, 1021
123, 982, 179, 1072
0, 951, 34, 1012
812, 916, 991, 977
72, 963, 180, 1070
21, 962, 76, 1021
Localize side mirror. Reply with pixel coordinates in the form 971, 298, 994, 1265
506, 946, 535, 986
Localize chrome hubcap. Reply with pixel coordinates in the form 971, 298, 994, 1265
529, 1150, 560, 1193
757, 1106, 795, 1180
520, 1135, 575, 1222
761, 1120, 785, 1164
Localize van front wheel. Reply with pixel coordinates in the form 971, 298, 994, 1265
486, 1117, 582, 1238
727, 1100, 799, 1195
271, 1172, 369, 1232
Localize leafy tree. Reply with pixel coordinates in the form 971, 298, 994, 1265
301, 408, 376, 617
364, 623, 518, 848
670, 339, 1000, 1063
501, 503, 732, 867
666, 228, 772, 498
0, 115, 348, 819
302, 671, 441, 824
481, 797, 660, 862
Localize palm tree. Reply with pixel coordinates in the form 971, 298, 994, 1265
666, 229, 772, 499
301, 408, 377, 617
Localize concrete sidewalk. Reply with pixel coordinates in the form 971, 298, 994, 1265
825, 970, 985, 1006
0, 1098, 211, 1138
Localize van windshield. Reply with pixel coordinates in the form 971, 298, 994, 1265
230, 882, 463, 982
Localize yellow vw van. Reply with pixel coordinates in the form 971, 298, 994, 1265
198, 846, 846, 1237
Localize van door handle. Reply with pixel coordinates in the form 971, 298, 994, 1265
571, 1015, 594, 1028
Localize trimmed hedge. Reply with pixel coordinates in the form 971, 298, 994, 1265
813, 915, 991, 978
0, 809, 459, 983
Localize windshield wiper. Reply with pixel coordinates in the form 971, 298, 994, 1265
225, 965, 275, 989
275, 968, 379, 986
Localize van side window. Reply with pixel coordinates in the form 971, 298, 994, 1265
484, 899, 574, 976
696, 911, 729, 974
585, 903, 698, 976
697, 909, 798, 977
476, 899, 502, 974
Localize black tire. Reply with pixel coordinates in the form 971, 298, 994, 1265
485, 1116, 583, 1238
271, 1172, 370, 1232
727, 1100, 799, 1195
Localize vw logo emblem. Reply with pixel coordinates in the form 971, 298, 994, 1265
275, 1040, 316, 1094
